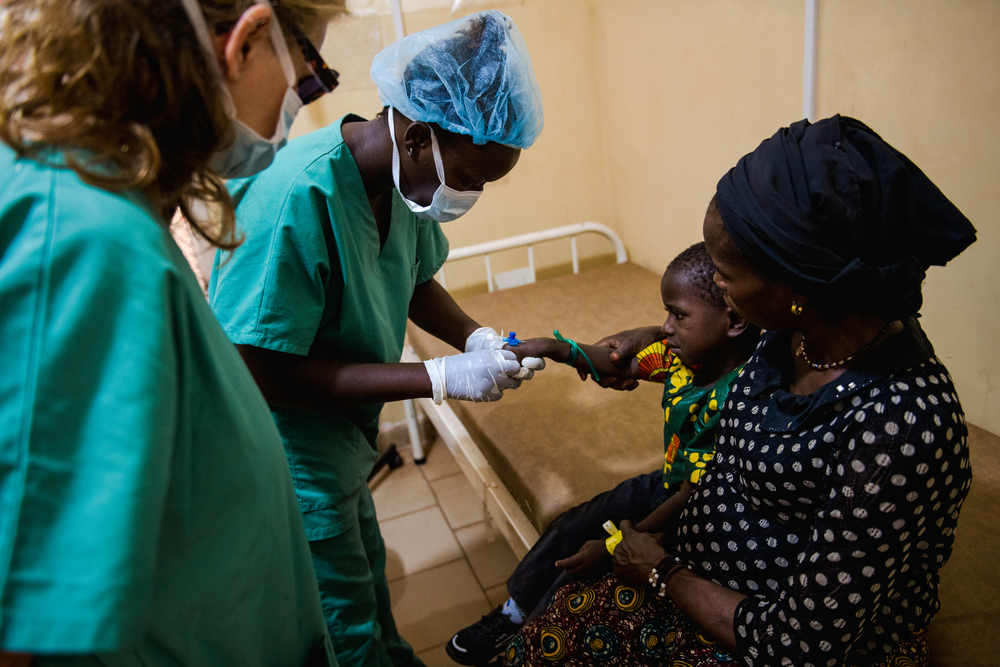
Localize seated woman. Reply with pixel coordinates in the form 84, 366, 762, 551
507, 116, 976, 667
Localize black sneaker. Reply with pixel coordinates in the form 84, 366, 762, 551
446, 604, 521, 665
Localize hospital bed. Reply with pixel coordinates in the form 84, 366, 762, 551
402, 223, 668, 559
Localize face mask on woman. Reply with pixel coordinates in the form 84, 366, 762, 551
388, 107, 481, 223
179, 0, 303, 179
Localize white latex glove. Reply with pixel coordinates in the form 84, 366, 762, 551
424, 349, 522, 404
464, 326, 506, 352
511, 355, 546, 382
465, 326, 546, 381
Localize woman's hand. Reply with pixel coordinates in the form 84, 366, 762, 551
590, 375, 640, 391
593, 326, 663, 363
555, 539, 612, 579
583, 326, 662, 390
612, 520, 666, 587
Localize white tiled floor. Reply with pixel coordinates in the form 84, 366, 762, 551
370, 437, 519, 667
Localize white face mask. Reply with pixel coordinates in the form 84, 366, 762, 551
388, 107, 481, 223
179, 0, 302, 179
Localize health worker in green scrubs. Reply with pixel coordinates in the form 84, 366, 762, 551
0, 0, 346, 664
209, 11, 545, 667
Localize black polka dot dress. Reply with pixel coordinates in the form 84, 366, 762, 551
673, 319, 972, 666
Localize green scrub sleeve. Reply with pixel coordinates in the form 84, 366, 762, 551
211, 178, 334, 357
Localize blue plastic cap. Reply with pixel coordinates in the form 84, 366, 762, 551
371, 10, 544, 149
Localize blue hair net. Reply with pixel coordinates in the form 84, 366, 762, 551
370, 10, 544, 149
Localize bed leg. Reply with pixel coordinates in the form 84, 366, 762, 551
403, 399, 426, 464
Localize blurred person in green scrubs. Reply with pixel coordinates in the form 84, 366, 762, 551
209, 11, 545, 667
0, 0, 346, 664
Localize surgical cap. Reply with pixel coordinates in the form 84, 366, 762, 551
715, 115, 976, 321
370, 10, 544, 149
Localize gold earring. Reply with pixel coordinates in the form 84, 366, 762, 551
791, 301, 803, 316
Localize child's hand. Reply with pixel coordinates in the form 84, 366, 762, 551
498, 338, 550, 382
503, 337, 568, 365
555, 539, 611, 579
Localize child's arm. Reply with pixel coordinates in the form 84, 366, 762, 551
505, 337, 641, 381
634, 481, 696, 535
554, 481, 697, 579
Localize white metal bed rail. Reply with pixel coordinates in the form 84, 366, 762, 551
438, 221, 627, 292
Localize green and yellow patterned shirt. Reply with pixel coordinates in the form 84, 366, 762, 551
636, 341, 743, 490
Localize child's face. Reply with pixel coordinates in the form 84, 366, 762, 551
659, 268, 733, 368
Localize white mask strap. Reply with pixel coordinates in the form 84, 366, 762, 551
257, 0, 297, 88
178, 0, 297, 115
178, 0, 235, 116
428, 129, 447, 187
388, 107, 447, 189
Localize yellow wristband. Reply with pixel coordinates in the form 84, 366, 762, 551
605, 529, 623, 554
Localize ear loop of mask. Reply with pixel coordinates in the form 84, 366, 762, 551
388, 107, 483, 222
178, 0, 297, 118
388, 107, 464, 201
262, 0, 297, 90
388, 106, 429, 214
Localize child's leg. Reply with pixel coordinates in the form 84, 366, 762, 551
506, 469, 668, 614
447, 471, 669, 665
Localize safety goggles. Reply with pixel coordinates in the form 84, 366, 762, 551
272, 1, 339, 104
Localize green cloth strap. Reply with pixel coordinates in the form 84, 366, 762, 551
553, 330, 601, 382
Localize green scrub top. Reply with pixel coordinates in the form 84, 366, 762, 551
209, 115, 449, 541
0, 144, 334, 665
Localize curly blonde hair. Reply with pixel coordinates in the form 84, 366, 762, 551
0, 0, 346, 249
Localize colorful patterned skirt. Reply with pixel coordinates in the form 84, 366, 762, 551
504, 573, 929, 667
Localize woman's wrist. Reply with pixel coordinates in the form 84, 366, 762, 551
661, 563, 702, 604
648, 554, 688, 598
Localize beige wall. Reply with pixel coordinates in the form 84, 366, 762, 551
591, 0, 804, 272
813, 0, 1000, 435
297, 0, 1000, 433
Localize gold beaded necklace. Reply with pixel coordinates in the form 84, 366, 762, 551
795, 321, 894, 371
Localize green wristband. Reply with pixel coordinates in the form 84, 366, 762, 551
553, 330, 601, 382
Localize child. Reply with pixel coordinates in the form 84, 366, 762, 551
446, 242, 760, 666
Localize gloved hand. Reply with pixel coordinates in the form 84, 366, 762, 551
465, 326, 546, 381
424, 349, 522, 404
464, 326, 507, 353
512, 355, 546, 382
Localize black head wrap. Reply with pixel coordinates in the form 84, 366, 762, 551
715, 115, 976, 321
